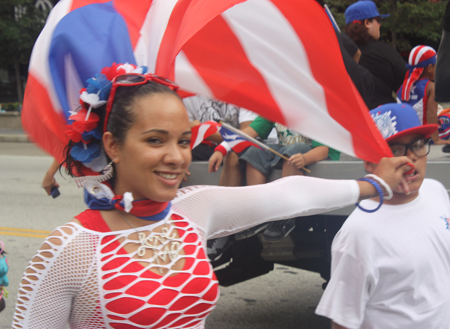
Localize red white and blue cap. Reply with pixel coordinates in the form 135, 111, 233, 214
401, 45, 437, 101
370, 103, 438, 142
345, 1, 390, 25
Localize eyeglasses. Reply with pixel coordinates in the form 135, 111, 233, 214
103, 73, 179, 132
389, 138, 431, 158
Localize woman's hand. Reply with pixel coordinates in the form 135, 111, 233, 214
42, 175, 60, 195
208, 151, 224, 173
42, 158, 60, 195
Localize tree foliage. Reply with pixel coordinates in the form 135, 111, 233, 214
0, 0, 49, 66
0, 0, 49, 102
326, 0, 447, 52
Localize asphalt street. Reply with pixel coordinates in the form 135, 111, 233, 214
0, 142, 331, 329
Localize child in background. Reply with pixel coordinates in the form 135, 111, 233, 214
316, 103, 450, 329
209, 115, 339, 241
397, 45, 450, 146
438, 108, 450, 153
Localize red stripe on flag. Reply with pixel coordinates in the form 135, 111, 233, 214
272, 0, 391, 162
180, 14, 285, 125
156, 0, 246, 78
114, 0, 154, 49
21, 74, 69, 163
69, 0, 109, 11
190, 121, 220, 149
229, 140, 255, 153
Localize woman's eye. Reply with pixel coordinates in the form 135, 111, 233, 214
179, 139, 191, 146
146, 138, 162, 144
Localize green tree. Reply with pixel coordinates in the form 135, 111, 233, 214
0, 0, 50, 103
326, 0, 447, 52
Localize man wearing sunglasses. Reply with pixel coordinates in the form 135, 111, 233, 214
316, 103, 450, 329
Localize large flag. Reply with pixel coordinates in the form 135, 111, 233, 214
22, 0, 392, 165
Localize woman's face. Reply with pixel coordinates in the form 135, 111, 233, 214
112, 92, 192, 202
365, 17, 381, 40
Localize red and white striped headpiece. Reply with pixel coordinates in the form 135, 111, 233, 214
401, 45, 436, 101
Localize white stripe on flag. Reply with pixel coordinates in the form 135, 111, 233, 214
135, 0, 179, 72
192, 124, 213, 149
64, 53, 84, 114
175, 51, 214, 97
223, 0, 353, 153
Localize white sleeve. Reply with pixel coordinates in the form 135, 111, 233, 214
12, 224, 91, 329
173, 176, 359, 239
238, 108, 258, 123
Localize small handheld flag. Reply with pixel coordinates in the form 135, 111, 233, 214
219, 121, 311, 173
190, 121, 221, 150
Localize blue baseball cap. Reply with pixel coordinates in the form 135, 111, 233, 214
345, 1, 390, 25
370, 103, 438, 142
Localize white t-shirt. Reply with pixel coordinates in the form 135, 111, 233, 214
316, 179, 450, 329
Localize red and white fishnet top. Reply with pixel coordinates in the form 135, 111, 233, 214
13, 177, 359, 328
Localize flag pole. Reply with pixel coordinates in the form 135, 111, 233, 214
219, 121, 311, 173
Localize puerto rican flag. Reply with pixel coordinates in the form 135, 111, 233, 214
22, 0, 392, 165
219, 126, 262, 153
190, 121, 261, 153
190, 121, 221, 150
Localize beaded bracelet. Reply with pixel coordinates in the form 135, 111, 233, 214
356, 177, 384, 213
364, 174, 393, 200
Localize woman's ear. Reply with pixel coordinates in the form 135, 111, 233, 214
364, 160, 377, 174
103, 132, 120, 163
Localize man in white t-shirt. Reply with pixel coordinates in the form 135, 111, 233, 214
316, 103, 450, 329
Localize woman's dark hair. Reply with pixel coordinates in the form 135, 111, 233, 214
344, 18, 377, 45
63, 81, 180, 178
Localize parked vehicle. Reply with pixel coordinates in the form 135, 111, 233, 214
183, 148, 450, 287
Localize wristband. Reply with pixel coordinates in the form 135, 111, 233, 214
364, 174, 393, 200
214, 141, 231, 157
355, 178, 384, 213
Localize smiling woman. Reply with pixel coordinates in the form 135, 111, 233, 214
12, 63, 414, 329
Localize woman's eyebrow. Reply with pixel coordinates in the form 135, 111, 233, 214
141, 129, 192, 135
141, 129, 168, 135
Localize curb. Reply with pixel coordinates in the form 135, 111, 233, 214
0, 134, 30, 143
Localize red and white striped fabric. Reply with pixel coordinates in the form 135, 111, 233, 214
401, 45, 437, 102
23, 0, 392, 165
189, 121, 221, 150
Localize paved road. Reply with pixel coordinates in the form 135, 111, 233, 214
0, 142, 331, 329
